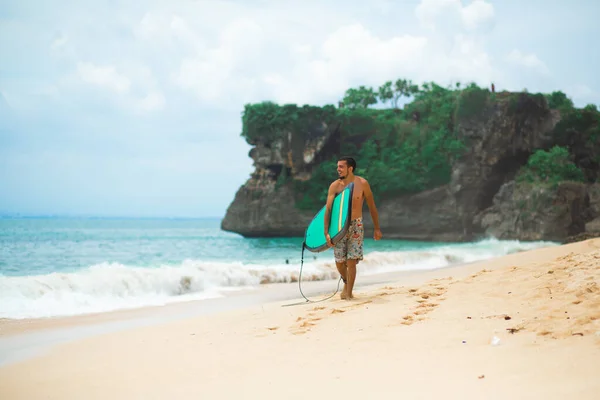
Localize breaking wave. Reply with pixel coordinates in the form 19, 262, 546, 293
0, 238, 556, 319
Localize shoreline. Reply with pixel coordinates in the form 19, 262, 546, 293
0, 259, 489, 367
1, 238, 599, 399
0, 235, 556, 322
0, 251, 532, 338
0, 237, 557, 326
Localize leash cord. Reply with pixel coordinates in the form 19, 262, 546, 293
298, 241, 342, 303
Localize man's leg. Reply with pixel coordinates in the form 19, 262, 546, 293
336, 261, 348, 299
345, 218, 364, 299
345, 259, 357, 299
333, 237, 348, 299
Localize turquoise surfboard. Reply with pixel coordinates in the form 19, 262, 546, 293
304, 182, 354, 253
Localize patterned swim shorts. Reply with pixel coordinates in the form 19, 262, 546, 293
334, 217, 364, 263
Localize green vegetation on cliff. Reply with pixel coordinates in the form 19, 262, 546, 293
516, 146, 586, 185
292, 82, 468, 210
240, 79, 600, 210
242, 102, 337, 145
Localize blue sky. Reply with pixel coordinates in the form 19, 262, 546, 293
1, 0, 598, 218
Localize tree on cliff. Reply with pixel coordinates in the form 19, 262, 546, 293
545, 91, 573, 111
342, 86, 377, 109
517, 146, 585, 184
378, 79, 420, 108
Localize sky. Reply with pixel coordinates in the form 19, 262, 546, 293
0, 0, 599, 218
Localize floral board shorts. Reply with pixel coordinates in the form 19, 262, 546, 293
334, 217, 364, 263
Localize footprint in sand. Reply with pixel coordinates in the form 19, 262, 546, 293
414, 309, 431, 316
399, 282, 449, 325
290, 318, 316, 335
255, 326, 280, 338
377, 286, 404, 297
291, 298, 375, 334
290, 306, 335, 335
468, 270, 491, 280
417, 302, 439, 309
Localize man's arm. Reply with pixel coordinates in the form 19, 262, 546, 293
324, 182, 336, 244
363, 180, 382, 239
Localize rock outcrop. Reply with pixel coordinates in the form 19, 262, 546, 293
474, 182, 595, 241
221, 120, 339, 236
221, 92, 599, 243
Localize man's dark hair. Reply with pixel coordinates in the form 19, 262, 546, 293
338, 156, 356, 172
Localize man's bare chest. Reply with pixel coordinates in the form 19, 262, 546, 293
336, 181, 364, 201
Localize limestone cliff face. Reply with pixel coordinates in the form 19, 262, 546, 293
584, 184, 600, 233
474, 182, 597, 241
449, 93, 561, 236
221, 93, 599, 243
220, 120, 338, 236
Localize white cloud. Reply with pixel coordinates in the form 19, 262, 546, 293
133, 12, 206, 53
461, 0, 494, 30
72, 61, 166, 113
416, 0, 457, 30
10, 0, 518, 115
76, 62, 131, 93
169, 16, 494, 107
170, 16, 266, 104
507, 49, 550, 76
308, 23, 428, 88
159, 0, 499, 107
167, 15, 498, 107
416, 0, 494, 32
40, 0, 502, 111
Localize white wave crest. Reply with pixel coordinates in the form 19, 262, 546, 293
0, 260, 338, 319
0, 238, 556, 319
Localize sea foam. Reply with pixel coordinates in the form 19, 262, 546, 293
0, 238, 556, 319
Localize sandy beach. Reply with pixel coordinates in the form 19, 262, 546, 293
1, 238, 599, 399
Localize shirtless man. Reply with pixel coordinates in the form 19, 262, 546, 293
324, 156, 382, 300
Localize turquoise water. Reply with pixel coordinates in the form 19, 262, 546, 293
0, 217, 557, 319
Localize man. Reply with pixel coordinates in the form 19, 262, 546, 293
324, 156, 382, 300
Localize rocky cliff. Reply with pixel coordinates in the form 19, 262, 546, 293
222, 84, 600, 243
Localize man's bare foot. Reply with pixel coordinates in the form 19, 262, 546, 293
340, 283, 348, 299
347, 292, 355, 300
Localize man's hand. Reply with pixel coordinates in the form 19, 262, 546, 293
325, 233, 333, 247
374, 229, 382, 241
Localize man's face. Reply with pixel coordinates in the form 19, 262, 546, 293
337, 161, 349, 179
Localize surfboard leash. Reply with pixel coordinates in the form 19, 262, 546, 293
294, 241, 343, 305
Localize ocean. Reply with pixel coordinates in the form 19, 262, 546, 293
0, 217, 558, 319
